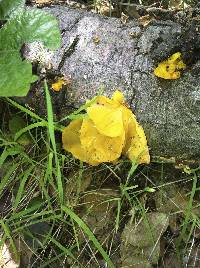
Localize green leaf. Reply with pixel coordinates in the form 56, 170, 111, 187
44, 81, 63, 204
13, 165, 35, 210
9, 115, 32, 145
0, 0, 25, 20
9, 115, 27, 135
0, 51, 37, 96
144, 187, 156, 193
0, 9, 61, 50
0, 6, 61, 97
0, 144, 24, 168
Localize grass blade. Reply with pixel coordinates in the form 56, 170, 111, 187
13, 165, 34, 210
62, 205, 115, 268
0, 220, 19, 262
44, 80, 63, 204
14, 121, 48, 141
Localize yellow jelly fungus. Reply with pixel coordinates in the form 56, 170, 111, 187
62, 119, 86, 162
112, 90, 125, 104
80, 119, 125, 164
62, 91, 150, 166
154, 52, 186, 80
87, 105, 124, 137
52, 78, 65, 92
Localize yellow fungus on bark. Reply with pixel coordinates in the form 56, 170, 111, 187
62, 119, 86, 162
62, 91, 150, 166
87, 105, 124, 137
51, 78, 65, 92
112, 90, 125, 104
80, 119, 125, 164
154, 52, 186, 80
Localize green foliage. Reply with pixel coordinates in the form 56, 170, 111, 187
0, 51, 38, 97
44, 80, 63, 204
9, 115, 32, 145
0, 9, 61, 50
0, 0, 61, 97
0, 0, 25, 20
1, 91, 200, 266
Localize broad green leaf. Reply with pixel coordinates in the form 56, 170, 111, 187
0, 3, 61, 97
0, 9, 61, 50
0, 7, 61, 97
0, 51, 37, 96
0, 0, 25, 20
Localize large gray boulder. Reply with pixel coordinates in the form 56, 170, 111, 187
23, 6, 200, 162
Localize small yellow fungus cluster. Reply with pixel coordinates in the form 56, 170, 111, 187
154, 52, 186, 79
62, 91, 150, 166
51, 78, 65, 92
